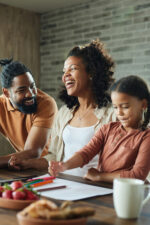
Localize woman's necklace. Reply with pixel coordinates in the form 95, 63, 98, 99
77, 107, 92, 121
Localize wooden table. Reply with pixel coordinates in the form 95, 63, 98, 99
0, 169, 150, 225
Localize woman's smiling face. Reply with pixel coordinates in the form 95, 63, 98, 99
62, 56, 91, 97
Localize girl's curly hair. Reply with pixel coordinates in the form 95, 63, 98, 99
59, 39, 115, 109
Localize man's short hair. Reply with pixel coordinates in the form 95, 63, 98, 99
0, 58, 31, 88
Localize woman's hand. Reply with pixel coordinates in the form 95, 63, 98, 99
48, 161, 65, 177
84, 168, 101, 181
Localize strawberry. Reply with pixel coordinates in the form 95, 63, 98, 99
2, 190, 13, 199
1, 181, 39, 201
25, 189, 39, 200
10, 181, 23, 191
12, 190, 26, 200
0, 186, 4, 197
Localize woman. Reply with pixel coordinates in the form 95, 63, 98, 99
10, 39, 116, 174
45, 39, 116, 176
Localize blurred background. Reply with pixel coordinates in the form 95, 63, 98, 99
0, 0, 149, 154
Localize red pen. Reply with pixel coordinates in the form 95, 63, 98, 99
27, 176, 55, 182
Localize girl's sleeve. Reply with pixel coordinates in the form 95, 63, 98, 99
76, 125, 107, 167
120, 132, 150, 180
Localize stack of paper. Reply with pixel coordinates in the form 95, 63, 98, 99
33, 174, 113, 201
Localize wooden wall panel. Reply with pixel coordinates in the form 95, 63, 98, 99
0, 3, 40, 155
0, 3, 40, 85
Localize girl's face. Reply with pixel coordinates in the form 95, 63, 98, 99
62, 56, 91, 97
111, 91, 147, 131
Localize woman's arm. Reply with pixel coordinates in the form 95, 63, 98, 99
46, 106, 70, 162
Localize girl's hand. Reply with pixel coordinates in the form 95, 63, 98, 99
84, 168, 101, 181
85, 168, 120, 183
48, 161, 65, 177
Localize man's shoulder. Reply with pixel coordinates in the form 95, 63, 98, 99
0, 94, 6, 99
34, 89, 57, 118
37, 89, 53, 100
37, 89, 57, 106
0, 94, 7, 105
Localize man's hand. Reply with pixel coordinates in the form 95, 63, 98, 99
8, 155, 22, 170
48, 161, 65, 177
8, 152, 50, 171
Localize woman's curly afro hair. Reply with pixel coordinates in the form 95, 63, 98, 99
59, 39, 115, 109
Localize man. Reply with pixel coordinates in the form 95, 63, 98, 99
0, 58, 57, 169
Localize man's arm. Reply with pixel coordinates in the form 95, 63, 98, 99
8, 126, 51, 169
24, 126, 51, 158
9, 93, 58, 169
17, 157, 49, 170
0, 153, 15, 168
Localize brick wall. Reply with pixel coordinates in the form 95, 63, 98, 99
40, 0, 150, 108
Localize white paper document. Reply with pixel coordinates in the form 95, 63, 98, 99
33, 174, 113, 201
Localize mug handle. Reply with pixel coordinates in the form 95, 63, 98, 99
142, 185, 150, 206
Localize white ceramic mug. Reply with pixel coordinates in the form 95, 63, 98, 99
113, 178, 150, 219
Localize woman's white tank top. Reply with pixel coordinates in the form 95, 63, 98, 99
62, 124, 99, 177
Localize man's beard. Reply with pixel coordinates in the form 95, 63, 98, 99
15, 97, 37, 114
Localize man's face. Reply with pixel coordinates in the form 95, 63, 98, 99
6, 72, 37, 114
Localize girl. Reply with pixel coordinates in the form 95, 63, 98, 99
49, 75, 150, 182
